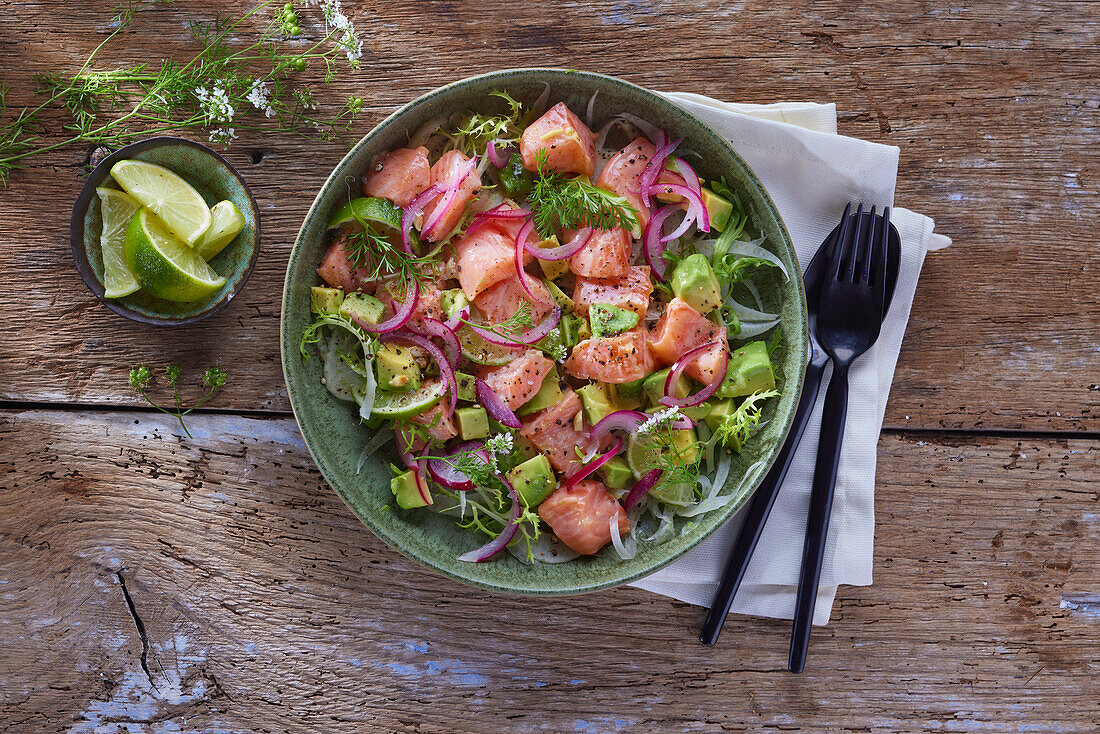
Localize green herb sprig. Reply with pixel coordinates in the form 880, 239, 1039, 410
527, 150, 639, 238
636, 408, 704, 500
712, 388, 781, 453
0, 0, 365, 185
128, 364, 228, 438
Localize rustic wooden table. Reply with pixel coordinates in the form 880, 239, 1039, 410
2, 1, 1098, 731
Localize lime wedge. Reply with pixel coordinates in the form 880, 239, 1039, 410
370, 380, 446, 419
329, 197, 404, 231
124, 207, 226, 302
194, 200, 244, 260
456, 323, 519, 366
95, 187, 141, 298
110, 160, 212, 245
626, 430, 700, 507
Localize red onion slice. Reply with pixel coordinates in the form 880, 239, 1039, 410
457, 473, 522, 562
401, 184, 443, 253
386, 330, 458, 417
624, 469, 661, 510
475, 378, 522, 429
585, 90, 599, 129
589, 409, 693, 445
414, 463, 433, 506
393, 424, 418, 469
659, 340, 729, 408
565, 436, 624, 489
651, 181, 709, 236
486, 140, 509, 168
410, 317, 460, 366
428, 440, 489, 491
444, 305, 469, 331
464, 204, 532, 238
672, 156, 703, 200
639, 137, 681, 207
422, 155, 478, 238
353, 281, 419, 334
467, 305, 561, 347
513, 220, 553, 305
642, 205, 679, 279
522, 226, 592, 261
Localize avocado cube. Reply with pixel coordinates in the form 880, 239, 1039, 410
578, 383, 619, 426
536, 326, 567, 361
338, 292, 384, 325
608, 383, 643, 411
643, 368, 690, 407
704, 398, 736, 431
589, 303, 639, 340
560, 313, 591, 348
392, 469, 431, 509
515, 435, 540, 461
539, 253, 570, 282
455, 371, 477, 402
375, 344, 421, 392
671, 253, 722, 315
681, 402, 711, 421
545, 279, 574, 310
456, 406, 490, 440
617, 376, 646, 398
701, 187, 734, 233
599, 456, 634, 491
441, 288, 470, 319
716, 341, 776, 398
518, 366, 562, 416
506, 454, 557, 507
499, 151, 534, 197
310, 286, 344, 315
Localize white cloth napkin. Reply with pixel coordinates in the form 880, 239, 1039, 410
628, 94, 950, 625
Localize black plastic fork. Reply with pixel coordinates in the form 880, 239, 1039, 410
788, 203, 890, 673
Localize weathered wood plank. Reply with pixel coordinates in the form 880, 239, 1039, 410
0, 0, 1097, 431
2, 409, 1098, 731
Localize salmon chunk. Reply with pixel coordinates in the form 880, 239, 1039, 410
520, 102, 597, 176
454, 228, 517, 301
317, 236, 374, 293
648, 297, 730, 384
377, 280, 444, 332
482, 349, 554, 410
569, 228, 632, 279
572, 265, 653, 317
564, 327, 654, 384
423, 150, 481, 242
538, 480, 629, 555
473, 274, 553, 327
596, 137, 655, 230
520, 389, 591, 476
362, 146, 431, 208
409, 391, 458, 442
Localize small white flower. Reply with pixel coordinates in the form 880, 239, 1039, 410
208, 127, 238, 145
637, 407, 682, 437
245, 80, 276, 118
485, 433, 514, 471
195, 82, 234, 124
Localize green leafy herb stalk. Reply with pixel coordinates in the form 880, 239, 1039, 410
0, 0, 366, 185
528, 150, 639, 238
712, 388, 781, 452
128, 363, 228, 438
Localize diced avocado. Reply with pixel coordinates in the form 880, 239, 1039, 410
545, 280, 573, 310
499, 151, 534, 197
617, 376, 646, 398
518, 366, 562, 416
456, 406, 490, 440
701, 187, 734, 233
310, 286, 344, 315
506, 454, 557, 507
392, 469, 431, 509
589, 303, 640, 340
536, 237, 571, 281
441, 288, 470, 319
560, 313, 590, 348
716, 341, 776, 398
455, 371, 477, 402
608, 383, 643, 411
338, 292, 384, 325
536, 326, 567, 360
599, 456, 634, 491
578, 383, 619, 426
704, 398, 736, 431
671, 253, 722, 315
375, 344, 422, 392
682, 402, 711, 422
643, 368, 690, 406
515, 434, 540, 461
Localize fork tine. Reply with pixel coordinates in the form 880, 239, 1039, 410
842, 203, 864, 282
873, 207, 890, 308
830, 202, 854, 280
858, 205, 876, 283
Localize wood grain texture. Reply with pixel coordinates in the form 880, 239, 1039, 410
0, 0, 1097, 431
2, 408, 1099, 732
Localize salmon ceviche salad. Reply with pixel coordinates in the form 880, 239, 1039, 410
300, 88, 789, 564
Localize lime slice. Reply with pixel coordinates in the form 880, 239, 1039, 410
626, 430, 700, 507
457, 324, 518, 366
95, 187, 141, 298
124, 208, 226, 302
193, 200, 244, 260
370, 380, 446, 419
329, 196, 404, 231
110, 160, 212, 245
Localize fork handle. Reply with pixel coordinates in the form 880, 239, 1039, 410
700, 344, 830, 645
789, 359, 850, 673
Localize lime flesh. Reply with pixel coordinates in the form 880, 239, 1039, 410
110, 160, 212, 245
370, 380, 446, 419
194, 200, 244, 260
95, 187, 141, 298
124, 207, 226, 302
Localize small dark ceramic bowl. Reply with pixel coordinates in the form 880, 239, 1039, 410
282, 69, 808, 595
71, 136, 260, 325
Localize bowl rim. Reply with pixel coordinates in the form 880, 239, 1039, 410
281, 68, 808, 595
70, 135, 261, 326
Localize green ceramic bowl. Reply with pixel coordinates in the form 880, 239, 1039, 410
281, 69, 807, 594
71, 136, 260, 325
